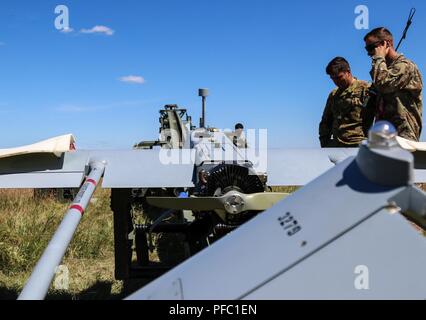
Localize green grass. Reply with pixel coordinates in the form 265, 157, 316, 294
271, 186, 300, 193
0, 188, 124, 300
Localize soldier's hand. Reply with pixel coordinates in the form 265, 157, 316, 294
374, 42, 389, 58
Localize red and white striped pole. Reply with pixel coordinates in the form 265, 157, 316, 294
18, 162, 105, 300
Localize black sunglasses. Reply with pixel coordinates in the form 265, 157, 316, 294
365, 40, 386, 52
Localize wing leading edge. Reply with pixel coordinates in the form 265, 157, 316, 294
0, 147, 426, 188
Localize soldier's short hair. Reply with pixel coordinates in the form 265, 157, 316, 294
326, 57, 351, 76
364, 27, 394, 42
235, 123, 244, 130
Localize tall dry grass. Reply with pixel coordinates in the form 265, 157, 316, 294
0, 188, 121, 299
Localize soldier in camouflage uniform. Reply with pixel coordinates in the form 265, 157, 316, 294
364, 27, 423, 141
319, 57, 376, 147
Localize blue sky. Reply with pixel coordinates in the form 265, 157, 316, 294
0, 0, 424, 149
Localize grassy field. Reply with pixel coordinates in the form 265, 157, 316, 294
0, 188, 127, 300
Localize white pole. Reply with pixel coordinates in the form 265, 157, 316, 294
18, 162, 105, 300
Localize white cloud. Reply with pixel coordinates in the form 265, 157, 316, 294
119, 75, 146, 85
80, 25, 115, 36
60, 27, 74, 34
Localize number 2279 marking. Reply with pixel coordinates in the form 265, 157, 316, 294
278, 212, 301, 237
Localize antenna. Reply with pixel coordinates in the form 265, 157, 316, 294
198, 88, 209, 128
396, 8, 416, 51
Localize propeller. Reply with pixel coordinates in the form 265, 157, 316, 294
147, 191, 289, 214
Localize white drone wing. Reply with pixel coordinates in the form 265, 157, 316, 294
1, 135, 426, 189
0, 134, 76, 159
397, 136, 426, 152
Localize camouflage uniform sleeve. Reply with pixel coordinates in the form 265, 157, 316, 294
361, 84, 377, 135
370, 56, 413, 94
319, 93, 334, 147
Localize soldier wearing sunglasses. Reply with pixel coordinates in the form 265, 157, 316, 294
364, 27, 423, 141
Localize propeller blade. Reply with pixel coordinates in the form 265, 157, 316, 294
147, 192, 289, 213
